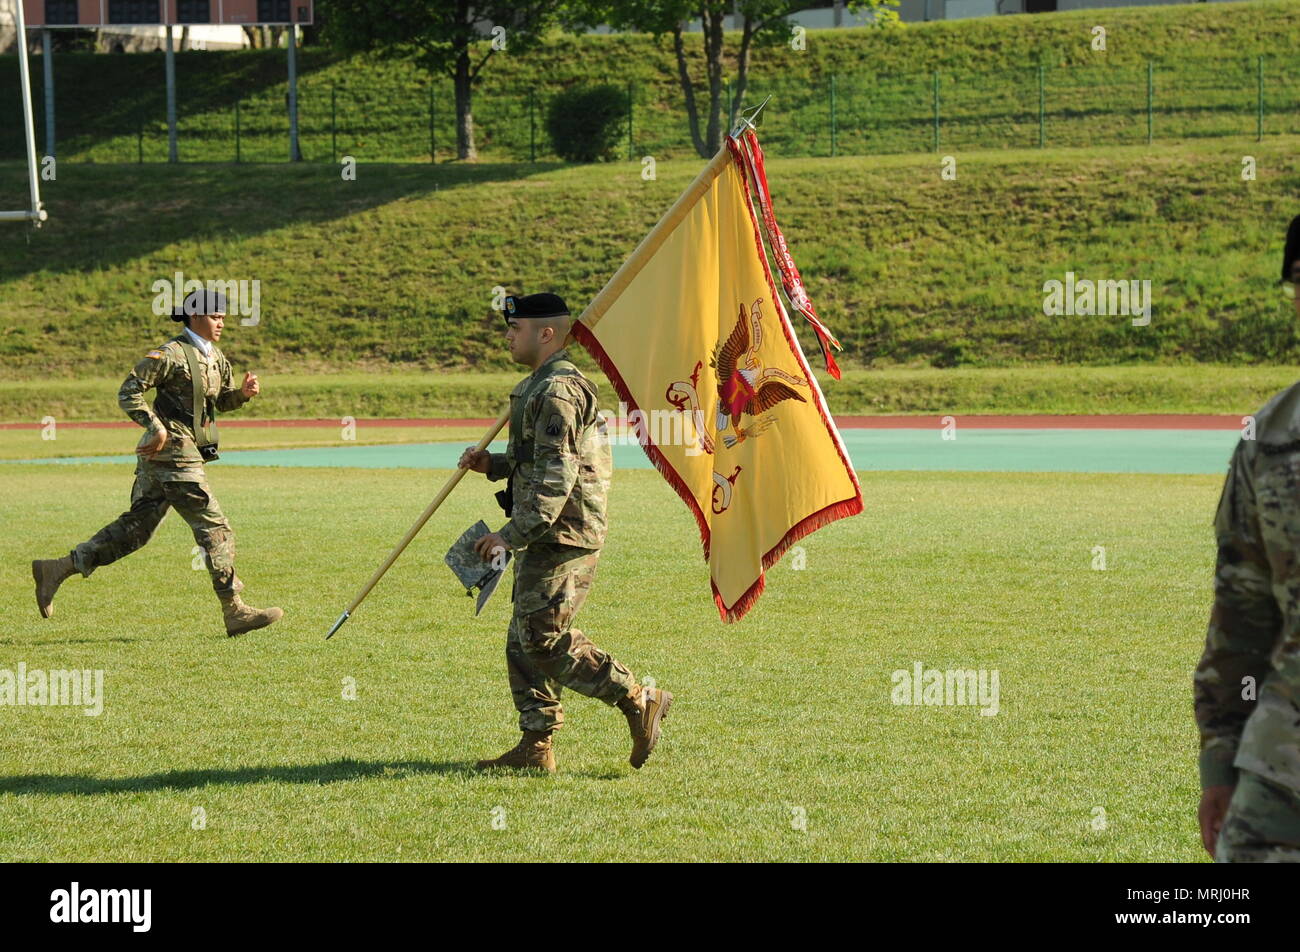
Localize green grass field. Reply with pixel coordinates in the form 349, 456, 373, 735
0, 463, 1213, 861
0, 424, 490, 460
4, 364, 1300, 424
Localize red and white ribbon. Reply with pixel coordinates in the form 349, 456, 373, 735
729, 127, 844, 380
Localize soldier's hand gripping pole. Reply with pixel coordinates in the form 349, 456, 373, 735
325, 405, 512, 640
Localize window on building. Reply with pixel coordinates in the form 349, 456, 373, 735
178, 0, 212, 23
107, 0, 161, 24
257, 0, 292, 22
44, 0, 79, 25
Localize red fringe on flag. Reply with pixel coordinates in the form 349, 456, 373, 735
712, 495, 864, 624
571, 320, 714, 564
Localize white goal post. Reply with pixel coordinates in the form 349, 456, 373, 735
2, 0, 46, 224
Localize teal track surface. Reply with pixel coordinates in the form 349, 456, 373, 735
3, 429, 1239, 474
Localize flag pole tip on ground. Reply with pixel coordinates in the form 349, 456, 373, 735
325, 610, 350, 640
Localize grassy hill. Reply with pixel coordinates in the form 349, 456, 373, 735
2, 136, 1298, 382
0, 0, 1298, 162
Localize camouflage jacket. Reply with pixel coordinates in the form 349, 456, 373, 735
118, 333, 250, 465
1195, 383, 1300, 792
490, 347, 612, 551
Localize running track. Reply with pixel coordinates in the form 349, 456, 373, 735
0, 414, 1248, 431
0, 415, 1247, 474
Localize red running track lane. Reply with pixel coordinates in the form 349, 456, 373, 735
0, 418, 496, 430
0, 414, 1245, 430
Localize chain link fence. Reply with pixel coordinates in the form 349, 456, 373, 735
3, 53, 1298, 163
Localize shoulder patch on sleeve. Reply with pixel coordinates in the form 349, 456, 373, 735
144, 350, 165, 359
538, 377, 584, 401
544, 413, 564, 438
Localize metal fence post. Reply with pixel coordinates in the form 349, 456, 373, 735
429, 85, 436, 162
864, 76, 872, 155
1257, 55, 1264, 142
932, 71, 939, 152
42, 29, 54, 160
331, 86, 337, 163
165, 25, 177, 163
627, 80, 633, 160
1146, 61, 1153, 145
1038, 64, 1045, 148
830, 74, 837, 158
287, 23, 300, 161
235, 98, 241, 163
529, 88, 535, 162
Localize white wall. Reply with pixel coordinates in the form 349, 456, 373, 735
0, 5, 15, 54
96, 25, 253, 53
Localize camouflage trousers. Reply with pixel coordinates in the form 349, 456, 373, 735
1216, 769, 1300, 863
70, 457, 241, 597
505, 541, 636, 733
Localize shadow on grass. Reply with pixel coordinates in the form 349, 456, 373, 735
0, 49, 349, 163
0, 159, 570, 283
0, 757, 631, 794
0, 758, 468, 795
0, 637, 144, 646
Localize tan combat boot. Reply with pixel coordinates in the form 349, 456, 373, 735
220, 593, 284, 637
32, 555, 77, 619
475, 730, 556, 773
617, 682, 674, 769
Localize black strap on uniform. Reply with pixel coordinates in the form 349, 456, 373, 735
496, 358, 584, 518
177, 339, 218, 454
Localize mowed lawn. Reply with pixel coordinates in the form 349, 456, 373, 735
0, 426, 491, 460
0, 463, 1217, 861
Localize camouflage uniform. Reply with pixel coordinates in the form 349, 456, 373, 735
487, 347, 637, 732
1215, 769, 1300, 862
1196, 383, 1300, 861
70, 333, 250, 596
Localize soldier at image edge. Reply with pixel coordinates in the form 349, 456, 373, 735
458, 291, 673, 774
30, 288, 284, 638
1195, 213, 1300, 862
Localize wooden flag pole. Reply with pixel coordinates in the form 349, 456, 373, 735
325, 405, 512, 640
574, 145, 733, 339
564, 101, 764, 343
572, 98, 769, 341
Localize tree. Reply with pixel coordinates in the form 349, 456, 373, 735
301, 6, 327, 46
240, 25, 287, 48
585, 0, 900, 159
321, 0, 570, 161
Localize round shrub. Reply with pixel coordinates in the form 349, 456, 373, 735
545, 84, 626, 163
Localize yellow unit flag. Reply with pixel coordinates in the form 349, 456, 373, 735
571, 128, 863, 622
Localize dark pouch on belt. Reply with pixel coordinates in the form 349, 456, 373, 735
494, 471, 513, 517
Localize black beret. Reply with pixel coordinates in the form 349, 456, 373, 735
504, 292, 569, 321
171, 288, 228, 322
1284, 215, 1300, 284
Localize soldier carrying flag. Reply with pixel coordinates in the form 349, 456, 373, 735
459, 292, 674, 774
